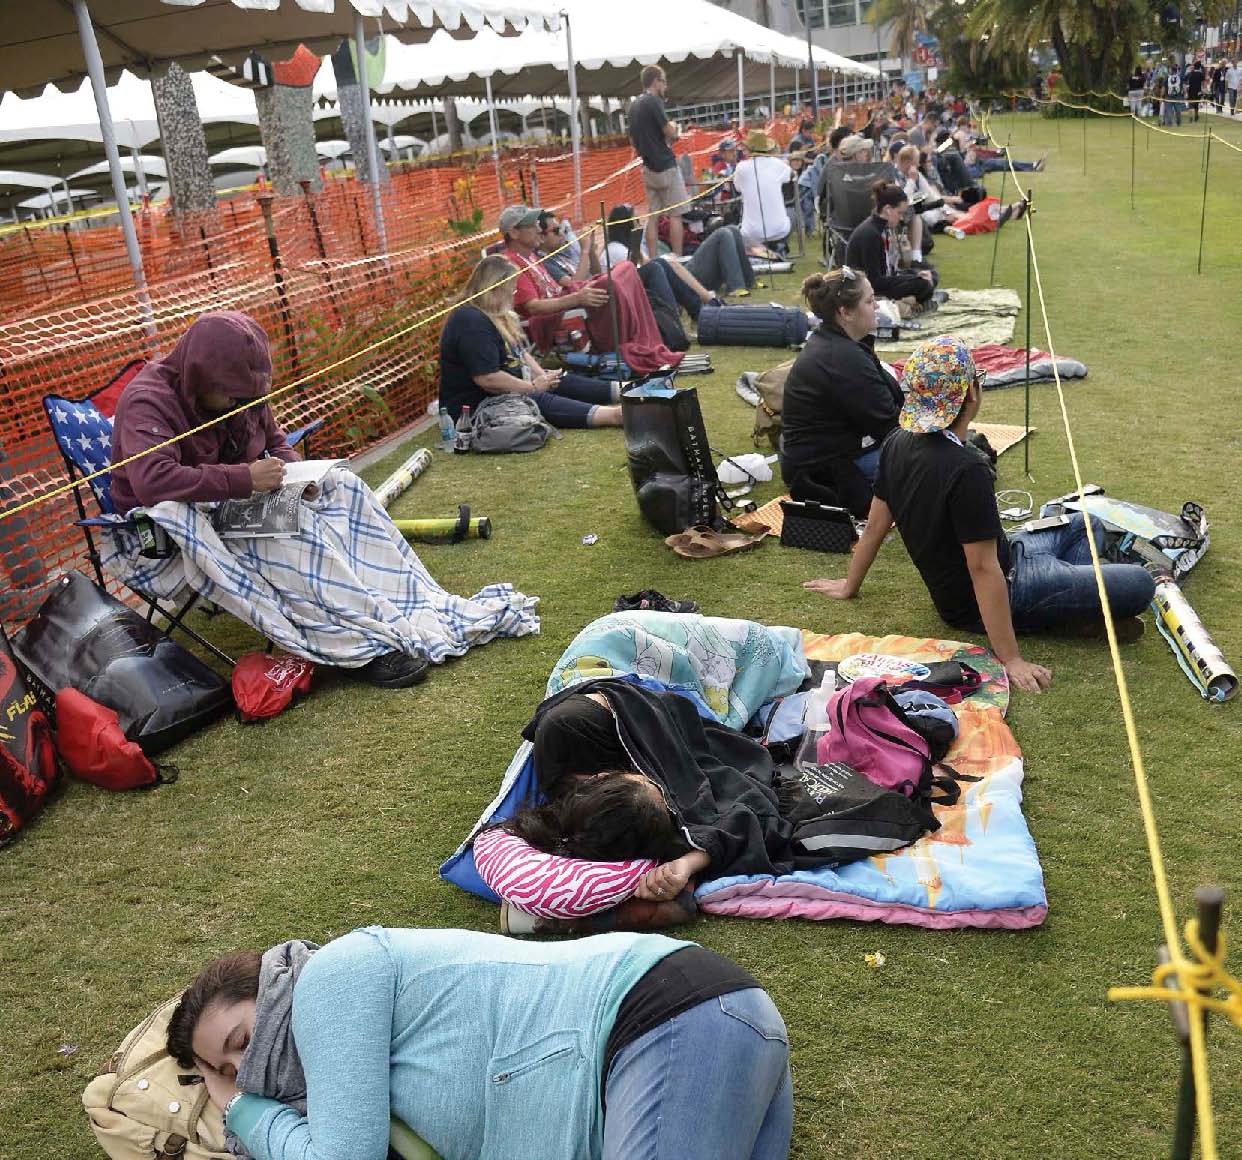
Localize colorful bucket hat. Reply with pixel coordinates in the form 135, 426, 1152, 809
899, 336, 976, 434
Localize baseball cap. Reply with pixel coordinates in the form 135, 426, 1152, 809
899, 336, 977, 434
838, 135, 868, 159
498, 205, 542, 233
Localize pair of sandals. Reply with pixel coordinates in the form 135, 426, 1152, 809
664, 525, 767, 559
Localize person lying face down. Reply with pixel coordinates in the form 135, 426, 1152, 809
165, 926, 794, 1160
110, 311, 297, 514
524, 680, 799, 895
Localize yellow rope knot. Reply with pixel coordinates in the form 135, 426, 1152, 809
1109, 921, 1242, 1029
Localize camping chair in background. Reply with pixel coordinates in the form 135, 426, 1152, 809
43, 358, 323, 667
819, 159, 898, 269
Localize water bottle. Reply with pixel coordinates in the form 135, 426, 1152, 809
437, 405, 455, 448
453, 405, 473, 453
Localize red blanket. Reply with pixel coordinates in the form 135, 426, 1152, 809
584, 261, 685, 376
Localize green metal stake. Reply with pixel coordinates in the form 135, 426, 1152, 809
1130, 115, 1136, 211
1196, 130, 1212, 275
988, 152, 1008, 287
1082, 110, 1088, 175
1023, 188, 1033, 478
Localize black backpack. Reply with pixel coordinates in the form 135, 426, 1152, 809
647, 294, 690, 352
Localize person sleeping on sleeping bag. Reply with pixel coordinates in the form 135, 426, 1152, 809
498, 678, 937, 911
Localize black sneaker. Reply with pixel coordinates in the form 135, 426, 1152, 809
353, 650, 430, 688
613, 589, 700, 615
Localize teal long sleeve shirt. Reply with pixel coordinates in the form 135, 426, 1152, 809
227, 926, 685, 1160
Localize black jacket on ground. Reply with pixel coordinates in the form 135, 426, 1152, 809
524, 678, 797, 877
780, 324, 903, 516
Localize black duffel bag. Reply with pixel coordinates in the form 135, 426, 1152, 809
622, 381, 721, 535
696, 303, 809, 348
13, 572, 233, 756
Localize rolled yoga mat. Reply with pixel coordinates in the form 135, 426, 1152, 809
374, 448, 432, 509
393, 517, 492, 543
1151, 577, 1237, 703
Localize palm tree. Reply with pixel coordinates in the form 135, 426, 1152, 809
869, 0, 931, 77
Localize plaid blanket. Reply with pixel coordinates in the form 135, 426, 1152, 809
102, 467, 539, 666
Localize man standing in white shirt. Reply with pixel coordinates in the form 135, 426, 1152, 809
1227, 60, 1240, 116
731, 130, 791, 250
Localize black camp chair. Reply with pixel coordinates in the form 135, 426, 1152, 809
818, 159, 899, 269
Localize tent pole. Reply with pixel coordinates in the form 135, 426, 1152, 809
60, 178, 75, 216
71, 0, 153, 335
737, 50, 745, 130
430, 104, 439, 154
806, 12, 817, 118
129, 141, 147, 197
352, 9, 389, 254
769, 58, 776, 123
564, 10, 583, 218
484, 74, 505, 206
794, 66, 800, 110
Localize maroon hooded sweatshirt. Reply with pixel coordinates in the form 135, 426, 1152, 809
110, 312, 297, 515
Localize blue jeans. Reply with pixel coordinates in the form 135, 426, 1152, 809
854, 445, 880, 483
1007, 514, 1156, 632
603, 989, 793, 1160
637, 260, 702, 318
971, 156, 1040, 177
530, 372, 617, 429
684, 225, 755, 295
1162, 99, 1184, 126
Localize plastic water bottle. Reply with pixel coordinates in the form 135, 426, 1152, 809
437, 405, 454, 448
453, 405, 473, 453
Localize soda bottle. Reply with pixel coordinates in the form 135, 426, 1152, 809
453, 405, 473, 453
437, 405, 455, 448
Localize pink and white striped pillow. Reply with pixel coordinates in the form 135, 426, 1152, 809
473, 828, 655, 919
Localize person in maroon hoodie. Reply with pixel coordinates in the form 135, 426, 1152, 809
109, 312, 539, 687
111, 311, 296, 514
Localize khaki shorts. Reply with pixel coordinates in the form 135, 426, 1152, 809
641, 164, 689, 217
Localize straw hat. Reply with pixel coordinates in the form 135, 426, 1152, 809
745, 129, 776, 154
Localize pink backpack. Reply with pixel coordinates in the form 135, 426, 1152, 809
818, 677, 959, 802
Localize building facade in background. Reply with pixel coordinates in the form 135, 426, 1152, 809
708, 0, 893, 75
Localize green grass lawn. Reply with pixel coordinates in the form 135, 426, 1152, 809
3, 112, 1241, 1158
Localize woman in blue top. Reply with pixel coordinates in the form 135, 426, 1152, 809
167, 927, 791, 1160
438, 255, 622, 428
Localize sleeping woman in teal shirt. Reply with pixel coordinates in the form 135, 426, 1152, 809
166, 925, 792, 1160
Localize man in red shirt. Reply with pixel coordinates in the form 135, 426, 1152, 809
498, 205, 608, 352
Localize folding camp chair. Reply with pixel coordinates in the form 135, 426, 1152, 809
818, 159, 899, 269
43, 358, 323, 667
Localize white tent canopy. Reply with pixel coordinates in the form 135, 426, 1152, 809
17, 187, 94, 210
1, 0, 562, 98
0, 70, 260, 150
317, 0, 877, 102
209, 146, 268, 169
68, 155, 168, 180
0, 168, 78, 192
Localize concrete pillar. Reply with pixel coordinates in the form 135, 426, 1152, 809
255, 83, 322, 195
444, 100, 464, 154
152, 61, 215, 213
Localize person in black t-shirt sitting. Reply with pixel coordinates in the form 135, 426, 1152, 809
780, 267, 902, 519
438, 255, 621, 428
804, 336, 1156, 694
846, 181, 937, 307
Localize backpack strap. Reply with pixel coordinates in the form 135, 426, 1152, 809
451, 504, 471, 544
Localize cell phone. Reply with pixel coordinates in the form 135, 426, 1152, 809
1022, 514, 1072, 533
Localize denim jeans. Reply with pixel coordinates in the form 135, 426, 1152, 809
1007, 514, 1156, 632
854, 445, 880, 484
637, 261, 701, 318
530, 372, 617, 428
685, 225, 755, 295
603, 988, 793, 1160
1162, 99, 1184, 125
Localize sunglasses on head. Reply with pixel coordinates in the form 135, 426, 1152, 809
836, 265, 858, 283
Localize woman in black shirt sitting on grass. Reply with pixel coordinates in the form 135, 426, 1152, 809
779, 268, 903, 518
438, 254, 621, 428
845, 180, 937, 306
